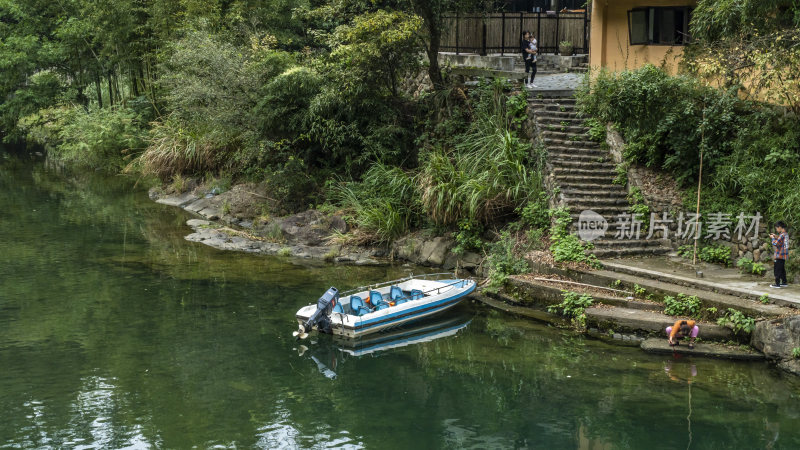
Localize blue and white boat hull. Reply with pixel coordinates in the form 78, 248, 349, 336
295, 276, 476, 339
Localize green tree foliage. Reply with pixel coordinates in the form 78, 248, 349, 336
578, 65, 800, 225
686, 0, 800, 113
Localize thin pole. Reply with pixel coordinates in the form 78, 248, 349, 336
456, 11, 460, 54
501, 12, 506, 55
692, 107, 705, 265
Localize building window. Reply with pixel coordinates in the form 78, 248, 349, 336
628, 7, 692, 45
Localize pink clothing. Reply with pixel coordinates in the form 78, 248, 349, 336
665, 325, 699, 338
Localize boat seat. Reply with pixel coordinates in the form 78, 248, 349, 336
333, 301, 344, 314
390, 286, 404, 301
370, 290, 390, 311
350, 295, 371, 316
410, 289, 424, 300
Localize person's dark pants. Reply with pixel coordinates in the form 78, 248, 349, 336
774, 258, 787, 285
524, 59, 537, 83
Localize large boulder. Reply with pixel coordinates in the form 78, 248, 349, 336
751, 316, 800, 375
419, 237, 453, 266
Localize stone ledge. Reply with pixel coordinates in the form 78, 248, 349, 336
602, 260, 800, 309
585, 306, 734, 341
641, 338, 765, 360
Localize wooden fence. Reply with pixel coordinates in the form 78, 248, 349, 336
441, 11, 589, 55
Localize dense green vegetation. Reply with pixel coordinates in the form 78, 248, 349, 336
1, 0, 555, 284
577, 64, 800, 232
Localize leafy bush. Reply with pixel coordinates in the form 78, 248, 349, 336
485, 230, 530, 290
585, 117, 607, 143
21, 106, 147, 172
716, 308, 756, 334
576, 64, 800, 228
452, 219, 484, 255
677, 243, 733, 266
548, 207, 601, 268
548, 290, 593, 328
517, 191, 551, 230
627, 187, 650, 232
663, 293, 702, 318
736, 257, 766, 276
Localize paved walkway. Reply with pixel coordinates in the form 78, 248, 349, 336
526, 72, 584, 95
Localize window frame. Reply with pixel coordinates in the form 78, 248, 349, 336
627, 6, 693, 46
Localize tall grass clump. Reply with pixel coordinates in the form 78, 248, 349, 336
137, 119, 226, 178
329, 163, 421, 243
418, 80, 543, 226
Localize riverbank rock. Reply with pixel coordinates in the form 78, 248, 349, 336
751, 316, 800, 375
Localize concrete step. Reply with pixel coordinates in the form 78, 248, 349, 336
559, 184, 621, 195
531, 110, 580, 119
541, 130, 590, 140
562, 196, 627, 206
541, 124, 589, 134
555, 174, 616, 184
553, 167, 618, 177
538, 116, 586, 126
591, 246, 673, 259
561, 187, 627, 197
549, 154, 611, 164
530, 104, 577, 113
562, 265, 796, 317
554, 160, 616, 170
565, 205, 630, 215
584, 306, 734, 340
543, 139, 601, 149
590, 239, 669, 249
529, 97, 576, 105
600, 261, 800, 310
640, 338, 765, 360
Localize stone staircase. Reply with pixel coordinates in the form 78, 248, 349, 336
530, 96, 672, 258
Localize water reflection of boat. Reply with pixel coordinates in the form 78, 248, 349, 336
334, 313, 472, 357
293, 273, 475, 339
300, 313, 472, 379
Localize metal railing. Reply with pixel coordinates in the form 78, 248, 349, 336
441, 11, 590, 55
339, 272, 465, 298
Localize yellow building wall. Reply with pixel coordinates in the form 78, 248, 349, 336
590, 0, 696, 73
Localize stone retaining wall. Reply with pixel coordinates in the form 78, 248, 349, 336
606, 127, 771, 263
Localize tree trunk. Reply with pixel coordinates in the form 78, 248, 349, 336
95, 74, 103, 108
108, 73, 114, 107
426, 28, 444, 89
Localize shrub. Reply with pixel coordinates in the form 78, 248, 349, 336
716, 308, 756, 334
576, 64, 800, 227
677, 243, 732, 266
485, 230, 530, 290
21, 105, 147, 172
736, 257, 766, 276
663, 293, 702, 318
548, 290, 593, 328
452, 219, 484, 255
548, 207, 601, 268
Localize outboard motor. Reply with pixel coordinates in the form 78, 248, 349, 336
294, 287, 338, 339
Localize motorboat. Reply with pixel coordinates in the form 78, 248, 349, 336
293, 272, 476, 339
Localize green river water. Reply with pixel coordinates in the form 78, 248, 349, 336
2, 152, 800, 449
